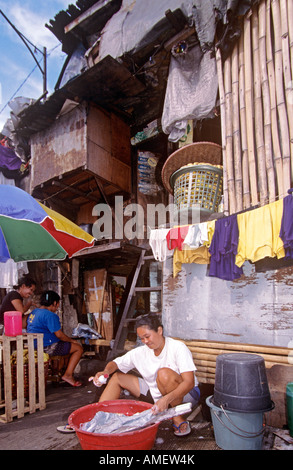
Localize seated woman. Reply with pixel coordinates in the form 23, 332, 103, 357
92, 313, 200, 436
27, 290, 83, 387
0, 275, 36, 329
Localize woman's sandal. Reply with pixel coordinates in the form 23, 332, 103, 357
57, 424, 75, 433
173, 421, 191, 437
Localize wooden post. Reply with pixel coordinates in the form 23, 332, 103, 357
2, 336, 13, 423
16, 336, 24, 418
28, 334, 36, 414
37, 334, 46, 411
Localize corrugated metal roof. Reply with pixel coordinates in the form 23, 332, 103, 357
45, 0, 122, 54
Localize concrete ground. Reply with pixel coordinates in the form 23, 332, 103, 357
0, 358, 218, 451
0, 383, 219, 451
0, 358, 290, 452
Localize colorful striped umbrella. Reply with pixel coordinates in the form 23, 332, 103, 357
0, 185, 95, 262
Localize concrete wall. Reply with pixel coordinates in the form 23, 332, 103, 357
162, 257, 293, 348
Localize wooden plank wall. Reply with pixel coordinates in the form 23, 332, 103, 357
217, 0, 293, 214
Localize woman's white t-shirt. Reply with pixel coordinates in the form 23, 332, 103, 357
113, 337, 198, 401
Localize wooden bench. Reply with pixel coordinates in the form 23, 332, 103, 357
178, 338, 292, 428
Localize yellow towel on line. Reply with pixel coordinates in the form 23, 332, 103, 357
236, 199, 285, 268
173, 220, 215, 277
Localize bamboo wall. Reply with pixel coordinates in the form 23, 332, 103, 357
217, 0, 293, 214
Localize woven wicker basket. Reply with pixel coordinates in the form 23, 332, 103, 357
162, 142, 222, 194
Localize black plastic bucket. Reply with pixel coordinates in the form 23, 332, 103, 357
213, 353, 274, 413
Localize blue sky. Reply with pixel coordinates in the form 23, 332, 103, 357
0, 0, 70, 132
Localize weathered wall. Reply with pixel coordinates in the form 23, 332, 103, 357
30, 105, 88, 189
162, 258, 293, 348
30, 103, 131, 194
87, 105, 131, 193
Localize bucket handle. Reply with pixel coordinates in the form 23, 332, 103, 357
212, 405, 265, 439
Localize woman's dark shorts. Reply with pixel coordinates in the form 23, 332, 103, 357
44, 341, 71, 356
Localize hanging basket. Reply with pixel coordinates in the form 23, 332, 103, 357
171, 163, 223, 215
161, 142, 222, 194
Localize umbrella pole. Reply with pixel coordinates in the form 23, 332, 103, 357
57, 265, 63, 323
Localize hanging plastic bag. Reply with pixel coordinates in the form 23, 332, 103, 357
161, 44, 218, 142
72, 323, 102, 340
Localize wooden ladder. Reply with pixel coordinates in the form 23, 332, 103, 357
108, 248, 162, 359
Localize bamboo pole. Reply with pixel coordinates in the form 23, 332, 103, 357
193, 359, 286, 372
231, 42, 243, 212
266, 0, 284, 196
239, 32, 251, 209
190, 348, 290, 364
196, 371, 215, 380
280, 0, 293, 181
258, 0, 276, 203
181, 338, 291, 356
196, 365, 217, 374
216, 47, 229, 214
271, 0, 291, 194
196, 377, 215, 385
224, 55, 237, 213
252, 7, 268, 205
288, 0, 293, 79
192, 359, 217, 367
244, 11, 259, 205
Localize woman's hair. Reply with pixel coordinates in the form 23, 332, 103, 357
17, 275, 36, 288
135, 313, 163, 332
40, 290, 60, 307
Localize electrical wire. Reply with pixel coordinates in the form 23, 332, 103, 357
0, 8, 61, 118
0, 65, 38, 116
0, 43, 61, 116
0, 8, 44, 71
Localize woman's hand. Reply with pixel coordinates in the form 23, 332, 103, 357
89, 371, 107, 386
88, 362, 117, 386
152, 395, 170, 414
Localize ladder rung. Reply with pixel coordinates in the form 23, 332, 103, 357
134, 286, 161, 292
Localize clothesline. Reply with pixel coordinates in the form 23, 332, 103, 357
149, 194, 293, 280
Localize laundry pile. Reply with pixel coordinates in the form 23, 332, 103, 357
80, 403, 192, 434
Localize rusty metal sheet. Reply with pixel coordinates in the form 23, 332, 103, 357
30, 105, 87, 189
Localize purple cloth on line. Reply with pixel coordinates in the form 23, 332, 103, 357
0, 145, 22, 171
209, 214, 243, 281
279, 194, 293, 258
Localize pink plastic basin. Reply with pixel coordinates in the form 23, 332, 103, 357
68, 399, 159, 450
